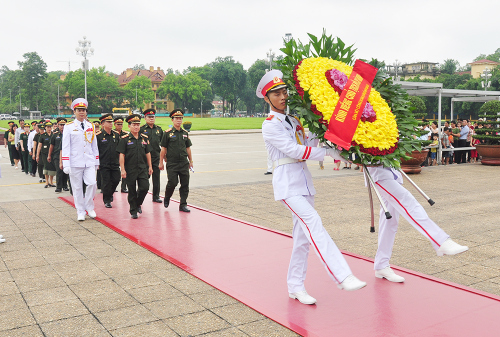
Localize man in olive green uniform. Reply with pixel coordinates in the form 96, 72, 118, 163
140, 108, 163, 203
48, 118, 69, 192
97, 114, 121, 208
36, 122, 56, 188
114, 116, 128, 193
159, 109, 193, 213
117, 114, 153, 219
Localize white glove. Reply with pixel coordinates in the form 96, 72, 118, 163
63, 166, 71, 174
95, 165, 99, 170
326, 148, 347, 162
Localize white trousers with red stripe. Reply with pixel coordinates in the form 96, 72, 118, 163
282, 195, 352, 293
374, 178, 449, 270
69, 166, 97, 217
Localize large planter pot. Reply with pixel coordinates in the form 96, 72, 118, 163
476, 144, 500, 166
400, 149, 429, 174
183, 124, 192, 132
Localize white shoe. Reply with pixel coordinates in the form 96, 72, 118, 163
0, 238, 5, 243
289, 290, 317, 305
77, 214, 85, 221
337, 274, 367, 291
87, 210, 97, 218
375, 267, 405, 283
0, 235, 3, 239
437, 238, 469, 256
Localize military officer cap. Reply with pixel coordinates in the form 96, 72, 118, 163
31, 121, 37, 126
170, 109, 184, 118
71, 98, 88, 111
38, 123, 45, 129
144, 108, 156, 116
44, 121, 53, 127
126, 114, 142, 124
93, 120, 101, 126
256, 69, 287, 98
99, 114, 114, 122
56, 117, 67, 124
113, 116, 124, 124
8, 121, 14, 125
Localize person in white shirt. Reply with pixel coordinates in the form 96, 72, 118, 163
27, 122, 38, 177
257, 70, 366, 305
15, 119, 26, 172
61, 98, 99, 221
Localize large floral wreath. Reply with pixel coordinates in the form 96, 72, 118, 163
279, 32, 423, 168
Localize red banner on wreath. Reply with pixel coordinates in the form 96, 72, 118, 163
324, 60, 378, 149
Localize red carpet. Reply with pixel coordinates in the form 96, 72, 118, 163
60, 193, 500, 336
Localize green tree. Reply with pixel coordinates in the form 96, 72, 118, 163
210, 56, 246, 114
38, 73, 62, 115
63, 67, 124, 114
157, 72, 211, 114
123, 76, 155, 110
440, 59, 460, 75
17, 52, 47, 112
132, 64, 146, 70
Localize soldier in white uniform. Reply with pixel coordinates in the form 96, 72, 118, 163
367, 166, 468, 282
61, 98, 99, 221
257, 70, 366, 305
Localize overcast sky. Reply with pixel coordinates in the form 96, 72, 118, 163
1, 0, 499, 75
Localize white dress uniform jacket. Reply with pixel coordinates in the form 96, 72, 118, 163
61, 120, 99, 169
262, 111, 326, 200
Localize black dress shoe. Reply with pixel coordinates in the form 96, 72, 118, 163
104, 202, 112, 208
179, 206, 191, 213
121, 189, 128, 193
131, 213, 138, 219
153, 198, 162, 203
164, 198, 170, 208
63, 187, 69, 191
137, 206, 142, 214
44, 185, 49, 188
111, 196, 114, 202
55, 188, 62, 193
264, 171, 272, 175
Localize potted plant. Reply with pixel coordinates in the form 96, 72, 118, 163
399, 96, 430, 173
182, 121, 192, 132
474, 100, 500, 165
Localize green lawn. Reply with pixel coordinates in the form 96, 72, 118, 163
0, 117, 266, 132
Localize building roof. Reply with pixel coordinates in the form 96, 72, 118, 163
454, 71, 471, 76
117, 67, 165, 86
468, 59, 500, 65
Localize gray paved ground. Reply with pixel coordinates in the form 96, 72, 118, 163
0, 132, 499, 336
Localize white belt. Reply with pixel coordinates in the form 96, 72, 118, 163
273, 157, 304, 167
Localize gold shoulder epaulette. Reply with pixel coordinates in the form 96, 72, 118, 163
112, 130, 120, 134
141, 134, 149, 138
121, 134, 129, 138
165, 128, 172, 132
96, 131, 102, 135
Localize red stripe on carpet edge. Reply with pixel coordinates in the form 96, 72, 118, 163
58, 195, 500, 306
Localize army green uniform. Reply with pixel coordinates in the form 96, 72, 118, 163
97, 129, 121, 204
140, 123, 163, 200
161, 127, 192, 208
19, 131, 30, 175
39, 132, 56, 174
116, 132, 152, 215
117, 129, 129, 192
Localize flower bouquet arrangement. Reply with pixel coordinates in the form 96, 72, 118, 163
278, 31, 424, 168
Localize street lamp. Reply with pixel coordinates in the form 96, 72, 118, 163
284, 33, 293, 43
481, 67, 491, 91
390, 59, 402, 81
75, 36, 94, 100
267, 49, 275, 70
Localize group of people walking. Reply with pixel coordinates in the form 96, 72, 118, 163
2, 97, 193, 222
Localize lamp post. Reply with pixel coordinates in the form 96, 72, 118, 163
390, 59, 402, 81
481, 67, 491, 91
75, 36, 94, 100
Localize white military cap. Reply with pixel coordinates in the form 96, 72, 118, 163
256, 69, 287, 98
71, 98, 88, 111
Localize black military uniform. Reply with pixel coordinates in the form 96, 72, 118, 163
140, 109, 163, 203
32, 124, 42, 178
116, 114, 153, 218
97, 114, 121, 208
38, 122, 56, 187
5, 122, 14, 165
161, 109, 193, 212
114, 116, 128, 193
50, 118, 69, 192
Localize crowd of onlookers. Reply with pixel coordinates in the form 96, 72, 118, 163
420, 119, 482, 166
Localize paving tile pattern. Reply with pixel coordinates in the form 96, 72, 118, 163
0, 163, 499, 336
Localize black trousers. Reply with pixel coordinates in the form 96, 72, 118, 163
453, 140, 460, 163
100, 166, 121, 203
21, 150, 29, 173
165, 163, 190, 208
96, 169, 101, 189
150, 156, 160, 199
17, 147, 25, 171
127, 169, 149, 214
458, 139, 468, 164
121, 177, 127, 191
37, 158, 45, 178
53, 156, 68, 189
8, 144, 14, 165
30, 155, 37, 175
